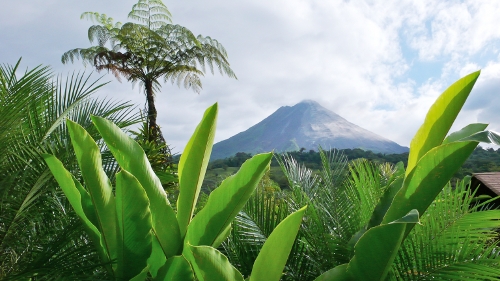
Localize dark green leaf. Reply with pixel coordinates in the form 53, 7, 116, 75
115, 170, 153, 280
91, 115, 181, 258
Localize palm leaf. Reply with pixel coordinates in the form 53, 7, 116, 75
391, 180, 500, 280
0, 60, 139, 279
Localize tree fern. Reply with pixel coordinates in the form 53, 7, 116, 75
62, 0, 236, 145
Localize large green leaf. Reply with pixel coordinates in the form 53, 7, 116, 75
457, 130, 500, 144
148, 238, 167, 278
155, 255, 195, 281
185, 153, 272, 247
42, 154, 105, 262
115, 170, 153, 280
91, 115, 181, 258
184, 244, 244, 281
347, 211, 419, 281
66, 119, 117, 261
249, 206, 307, 281
314, 211, 419, 281
313, 265, 350, 281
383, 141, 478, 227
442, 123, 488, 144
177, 103, 217, 238
406, 71, 479, 175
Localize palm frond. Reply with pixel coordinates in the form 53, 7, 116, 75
0, 60, 139, 279
392, 179, 500, 280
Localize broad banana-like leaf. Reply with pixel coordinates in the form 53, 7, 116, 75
406, 71, 479, 175
249, 206, 307, 281
115, 170, 153, 280
177, 103, 217, 238
91, 115, 181, 258
458, 130, 500, 144
442, 123, 488, 144
313, 264, 349, 281
66, 119, 117, 261
130, 266, 150, 281
316, 211, 420, 281
184, 244, 244, 281
347, 210, 419, 281
185, 153, 272, 246
211, 223, 232, 248
42, 154, 107, 263
148, 235, 167, 278
155, 255, 195, 281
383, 141, 477, 228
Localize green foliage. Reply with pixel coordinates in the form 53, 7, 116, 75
131, 119, 176, 175
456, 146, 500, 178
249, 206, 307, 281
313, 71, 500, 280
44, 103, 306, 280
391, 181, 500, 280
0, 59, 140, 280
405, 72, 480, 174
223, 71, 500, 281
177, 104, 218, 238
207, 149, 408, 189
209, 145, 500, 190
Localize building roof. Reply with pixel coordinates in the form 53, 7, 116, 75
472, 172, 500, 195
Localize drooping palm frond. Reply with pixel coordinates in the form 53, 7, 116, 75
0, 59, 139, 280
0, 60, 52, 162
390, 179, 500, 280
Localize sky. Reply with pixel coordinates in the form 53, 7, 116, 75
2, 0, 500, 154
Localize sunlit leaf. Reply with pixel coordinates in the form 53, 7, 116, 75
177, 103, 217, 238
186, 153, 272, 247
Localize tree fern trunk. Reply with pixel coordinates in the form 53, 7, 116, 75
145, 79, 159, 143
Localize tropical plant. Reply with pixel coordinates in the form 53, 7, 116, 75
223, 149, 351, 281
309, 71, 500, 280
223, 71, 500, 281
61, 0, 236, 144
0, 59, 140, 280
44, 102, 306, 280
390, 178, 500, 280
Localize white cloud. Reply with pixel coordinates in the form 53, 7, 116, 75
2, 0, 500, 153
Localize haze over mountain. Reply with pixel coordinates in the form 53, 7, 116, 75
211, 100, 409, 160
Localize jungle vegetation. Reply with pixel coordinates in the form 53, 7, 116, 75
205, 146, 500, 189
3, 0, 500, 280
62, 0, 236, 168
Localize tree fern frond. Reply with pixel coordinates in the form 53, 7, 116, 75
64, 0, 235, 149
128, 0, 172, 27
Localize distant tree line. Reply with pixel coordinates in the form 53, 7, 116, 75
208, 148, 409, 169
207, 146, 500, 188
